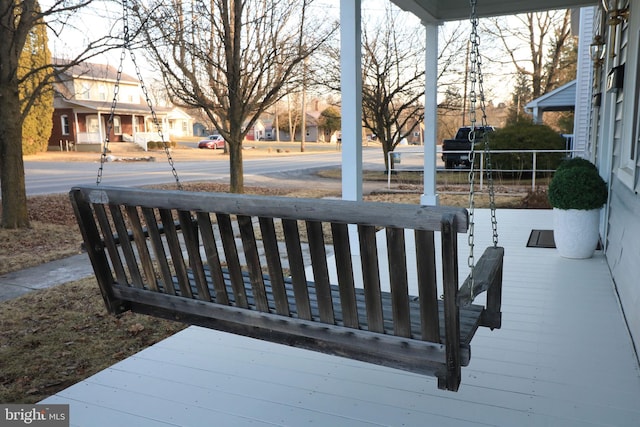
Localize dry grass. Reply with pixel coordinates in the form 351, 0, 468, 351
0, 222, 83, 274
0, 278, 185, 404
0, 195, 84, 275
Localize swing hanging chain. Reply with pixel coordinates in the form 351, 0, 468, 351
97, 36, 127, 186
467, 0, 479, 288
467, 0, 499, 300
97, 0, 183, 190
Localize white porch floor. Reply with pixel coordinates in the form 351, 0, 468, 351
42, 209, 640, 426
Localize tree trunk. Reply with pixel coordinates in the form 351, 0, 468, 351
383, 146, 390, 171
228, 137, 244, 193
0, 83, 29, 228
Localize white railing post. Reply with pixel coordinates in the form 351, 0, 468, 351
532, 151, 537, 191
479, 151, 484, 190
387, 151, 391, 189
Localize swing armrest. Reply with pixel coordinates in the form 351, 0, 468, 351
457, 246, 504, 307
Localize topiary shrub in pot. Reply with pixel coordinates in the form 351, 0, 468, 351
548, 158, 608, 258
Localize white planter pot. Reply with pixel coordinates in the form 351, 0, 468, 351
552, 208, 601, 259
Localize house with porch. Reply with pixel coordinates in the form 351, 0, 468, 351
49, 61, 194, 151
42, 1, 640, 425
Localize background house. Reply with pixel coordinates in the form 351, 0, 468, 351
49, 62, 194, 151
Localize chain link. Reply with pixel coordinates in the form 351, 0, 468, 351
96, 0, 182, 190
467, 0, 499, 300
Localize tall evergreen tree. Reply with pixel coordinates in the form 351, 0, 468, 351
19, 14, 53, 156
506, 71, 533, 125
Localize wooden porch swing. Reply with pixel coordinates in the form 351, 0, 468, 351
70, 0, 504, 392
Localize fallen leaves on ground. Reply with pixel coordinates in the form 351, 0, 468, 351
0, 278, 186, 404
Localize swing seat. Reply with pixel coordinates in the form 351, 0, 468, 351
70, 185, 503, 391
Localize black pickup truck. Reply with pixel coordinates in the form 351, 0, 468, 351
441, 126, 494, 169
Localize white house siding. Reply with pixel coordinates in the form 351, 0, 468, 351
573, 7, 594, 155
606, 180, 640, 358
600, 1, 640, 358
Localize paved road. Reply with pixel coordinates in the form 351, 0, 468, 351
24, 147, 394, 196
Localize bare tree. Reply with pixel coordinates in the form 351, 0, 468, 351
484, 10, 572, 99
0, 0, 117, 229
134, 0, 336, 193
318, 5, 467, 169
360, 6, 426, 169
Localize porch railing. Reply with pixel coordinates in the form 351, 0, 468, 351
76, 132, 102, 144
387, 149, 584, 191
133, 133, 160, 151
75, 132, 161, 151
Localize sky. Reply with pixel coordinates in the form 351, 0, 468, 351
42, 0, 557, 105
46, 1, 123, 66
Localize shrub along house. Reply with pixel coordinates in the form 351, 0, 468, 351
49, 61, 194, 151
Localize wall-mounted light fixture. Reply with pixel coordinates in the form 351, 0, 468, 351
602, 0, 630, 58
590, 35, 606, 65
602, 0, 630, 24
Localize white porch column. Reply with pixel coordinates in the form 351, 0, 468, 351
340, 0, 363, 201
531, 106, 542, 124
421, 22, 440, 206
73, 111, 81, 143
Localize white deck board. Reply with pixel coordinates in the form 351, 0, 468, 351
42, 209, 640, 426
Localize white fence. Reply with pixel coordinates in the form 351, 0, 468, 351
386, 149, 583, 190
76, 132, 102, 144
75, 132, 162, 151
132, 133, 161, 151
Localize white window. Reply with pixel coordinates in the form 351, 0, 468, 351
81, 83, 91, 100
619, 28, 640, 189
61, 115, 70, 135
86, 115, 100, 133
99, 84, 107, 101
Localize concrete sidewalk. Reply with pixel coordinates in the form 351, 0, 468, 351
0, 253, 94, 302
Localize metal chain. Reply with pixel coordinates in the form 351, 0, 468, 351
96, 38, 127, 185
467, 0, 480, 289
97, 0, 182, 190
467, 0, 499, 300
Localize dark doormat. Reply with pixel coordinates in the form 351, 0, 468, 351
527, 229, 556, 248
527, 229, 603, 249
